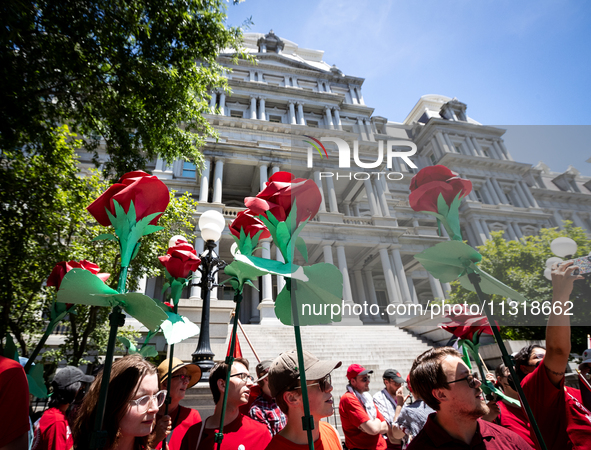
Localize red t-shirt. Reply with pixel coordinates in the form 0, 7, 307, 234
32, 408, 74, 450
264, 421, 342, 450
0, 356, 30, 448
407, 414, 532, 449
155, 406, 201, 450
179, 413, 271, 450
521, 360, 591, 450
497, 400, 537, 449
338, 391, 387, 450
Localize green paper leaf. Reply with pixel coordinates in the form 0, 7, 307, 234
56, 269, 118, 307
117, 336, 137, 353
295, 237, 308, 262
446, 193, 463, 240
264, 209, 280, 227
161, 282, 171, 297
170, 279, 185, 305
156, 301, 173, 313
244, 280, 258, 290
414, 241, 482, 283
142, 225, 164, 237
276, 221, 290, 259
3, 333, 18, 360
131, 242, 141, 261
459, 266, 529, 303
460, 343, 472, 370
115, 293, 168, 331
274, 263, 343, 326
93, 233, 118, 242
160, 312, 200, 345
27, 363, 48, 399
139, 345, 158, 358
437, 193, 449, 217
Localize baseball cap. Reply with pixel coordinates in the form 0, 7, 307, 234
53, 366, 95, 390
255, 360, 273, 382
383, 369, 405, 384
157, 357, 202, 388
579, 349, 591, 370
268, 350, 341, 398
346, 364, 373, 380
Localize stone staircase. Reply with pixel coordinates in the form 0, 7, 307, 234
181, 324, 436, 431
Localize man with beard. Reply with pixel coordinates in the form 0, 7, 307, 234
407, 348, 531, 449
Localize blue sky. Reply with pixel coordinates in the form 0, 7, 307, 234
225, 0, 591, 175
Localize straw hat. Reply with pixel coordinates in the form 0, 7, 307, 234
157, 357, 201, 388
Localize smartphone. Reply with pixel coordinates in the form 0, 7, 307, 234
565, 256, 591, 275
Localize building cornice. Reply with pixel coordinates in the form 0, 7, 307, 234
413, 118, 507, 145
437, 153, 532, 174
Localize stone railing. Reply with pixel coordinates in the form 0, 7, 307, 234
222, 206, 246, 218
344, 216, 374, 226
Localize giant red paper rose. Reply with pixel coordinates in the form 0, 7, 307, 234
244, 171, 322, 225
47, 260, 110, 290
440, 306, 496, 341
229, 210, 271, 239
409, 165, 472, 213
159, 241, 201, 279
87, 170, 170, 227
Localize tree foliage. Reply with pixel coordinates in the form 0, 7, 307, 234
1, 0, 245, 178
447, 224, 591, 353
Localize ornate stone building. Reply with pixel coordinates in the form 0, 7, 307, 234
79, 31, 591, 360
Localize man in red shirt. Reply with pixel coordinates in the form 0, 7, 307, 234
32, 366, 94, 450
338, 363, 388, 450
264, 349, 342, 450
179, 358, 271, 450
407, 347, 531, 449
519, 261, 591, 450
0, 355, 29, 450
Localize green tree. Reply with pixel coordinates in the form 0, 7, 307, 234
447, 224, 591, 353
1, 0, 246, 177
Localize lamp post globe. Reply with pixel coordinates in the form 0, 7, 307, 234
550, 237, 577, 258
191, 210, 227, 380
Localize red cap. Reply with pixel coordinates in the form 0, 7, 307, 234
346, 363, 373, 380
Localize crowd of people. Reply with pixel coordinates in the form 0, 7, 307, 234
2, 262, 591, 450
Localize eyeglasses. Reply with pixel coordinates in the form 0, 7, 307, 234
171, 374, 191, 383
129, 390, 167, 413
230, 372, 254, 383
447, 374, 480, 389
358, 376, 370, 382
293, 374, 332, 393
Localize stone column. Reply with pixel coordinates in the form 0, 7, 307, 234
288, 101, 296, 125
571, 212, 588, 231
464, 224, 479, 247
471, 137, 485, 156
428, 273, 446, 301
336, 245, 361, 324
324, 107, 334, 130
363, 269, 379, 307
480, 220, 491, 240
357, 118, 368, 141
514, 182, 531, 208
505, 223, 518, 241
353, 270, 368, 316
499, 141, 514, 161
373, 178, 390, 217
364, 119, 375, 142
364, 179, 381, 216
325, 175, 339, 213
356, 87, 365, 105
349, 85, 358, 104
520, 182, 539, 208
209, 91, 217, 113
435, 131, 451, 154
473, 220, 488, 245
485, 179, 501, 204
250, 95, 257, 119
212, 158, 224, 204
391, 249, 413, 304
441, 282, 452, 299
443, 133, 455, 152
406, 276, 419, 304
333, 107, 342, 130
271, 165, 280, 175
190, 237, 205, 298
258, 240, 279, 325
258, 97, 266, 121
259, 163, 268, 191
553, 210, 565, 229
352, 203, 361, 217
492, 141, 506, 160
465, 137, 477, 156
512, 222, 524, 239
491, 178, 509, 204
323, 245, 334, 264
199, 158, 211, 203
218, 92, 226, 116
296, 102, 305, 125
342, 202, 351, 216
379, 248, 400, 304
313, 171, 327, 213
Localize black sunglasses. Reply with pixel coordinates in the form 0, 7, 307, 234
293, 374, 332, 393
448, 374, 480, 389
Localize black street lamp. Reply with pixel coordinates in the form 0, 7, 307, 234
191, 210, 227, 381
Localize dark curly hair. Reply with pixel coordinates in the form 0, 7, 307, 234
514, 344, 546, 381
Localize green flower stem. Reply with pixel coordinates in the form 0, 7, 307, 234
288, 279, 315, 450
164, 282, 184, 416
90, 266, 129, 449
467, 272, 547, 450
215, 292, 243, 450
